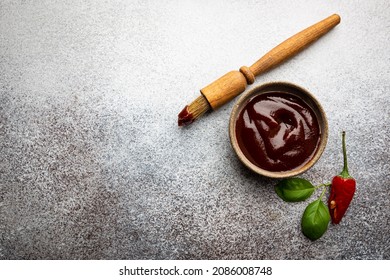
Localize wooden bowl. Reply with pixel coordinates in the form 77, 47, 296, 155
229, 81, 328, 178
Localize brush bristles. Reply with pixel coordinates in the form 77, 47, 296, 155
187, 95, 211, 121
178, 95, 211, 126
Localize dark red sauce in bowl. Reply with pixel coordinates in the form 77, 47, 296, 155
230, 82, 328, 178
235, 92, 320, 172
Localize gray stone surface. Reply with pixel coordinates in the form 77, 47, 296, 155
0, 0, 389, 259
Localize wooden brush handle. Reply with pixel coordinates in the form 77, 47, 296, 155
248, 14, 341, 77
201, 14, 340, 110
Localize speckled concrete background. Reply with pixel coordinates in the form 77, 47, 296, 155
1, 0, 389, 260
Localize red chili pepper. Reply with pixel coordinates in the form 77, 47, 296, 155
328, 131, 356, 224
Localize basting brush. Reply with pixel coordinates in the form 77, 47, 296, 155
178, 14, 341, 126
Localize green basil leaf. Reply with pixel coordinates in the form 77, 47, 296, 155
275, 178, 315, 202
301, 199, 330, 241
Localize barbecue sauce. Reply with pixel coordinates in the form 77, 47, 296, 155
235, 92, 321, 172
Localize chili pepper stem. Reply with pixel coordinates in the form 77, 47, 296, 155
340, 131, 352, 178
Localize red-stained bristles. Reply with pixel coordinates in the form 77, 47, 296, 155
178, 95, 211, 126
